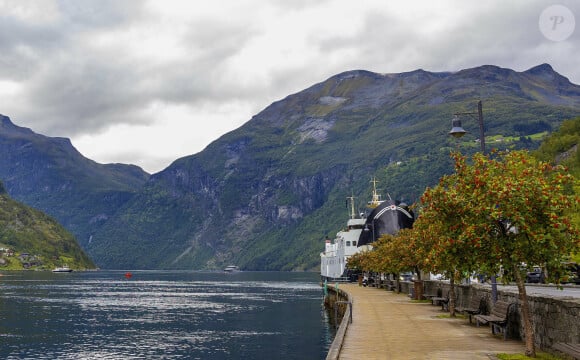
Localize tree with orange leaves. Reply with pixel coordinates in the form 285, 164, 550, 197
418, 150, 579, 357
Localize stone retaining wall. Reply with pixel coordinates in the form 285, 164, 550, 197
324, 285, 352, 360
421, 280, 580, 350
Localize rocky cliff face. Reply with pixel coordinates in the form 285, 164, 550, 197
2, 64, 580, 271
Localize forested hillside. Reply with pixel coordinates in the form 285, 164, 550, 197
0, 180, 95, 270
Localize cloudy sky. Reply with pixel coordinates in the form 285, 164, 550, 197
1, 0, 579, 173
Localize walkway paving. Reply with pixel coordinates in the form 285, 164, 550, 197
337, 283, 526, 360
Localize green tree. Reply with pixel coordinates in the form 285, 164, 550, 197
363, 232, 416, 291
414, 177, 486, 317
380, 229, 430, 281
420, 150, 579, 357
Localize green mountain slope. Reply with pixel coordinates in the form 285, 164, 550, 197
535, 116, 580, 174
0, 181, 94, 270
0, 115, 150, 251
86, 64, 580, 270
534, 116, 580, 263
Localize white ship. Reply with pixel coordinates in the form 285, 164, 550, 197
52, 265, 73, 273
320, 179, 414, 282
223, 265, 240, 272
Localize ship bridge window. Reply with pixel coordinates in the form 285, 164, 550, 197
346, 241, 351, 246
353, 241, 357, 247
351, 225, 364, 229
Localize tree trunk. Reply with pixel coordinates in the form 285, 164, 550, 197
449, 275, 456, 317
415, 265, 422, 280
513, 264, 536, 357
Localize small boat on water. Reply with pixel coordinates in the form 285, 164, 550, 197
52, 265, 73, 273
223, 265, 240, 272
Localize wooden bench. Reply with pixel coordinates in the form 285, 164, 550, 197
379, 279, 388, 289
432, 290, 456, 311
456, 295, 486, 324
431, 290, 448, 308
423, 288, 442, 303
552, 343, 580, 360
474, 300, 515, 340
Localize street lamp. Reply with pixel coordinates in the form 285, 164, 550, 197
448, 100, 498, 303
449, 100, 486, 154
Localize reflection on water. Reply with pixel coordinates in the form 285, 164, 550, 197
0, 271, 332, 359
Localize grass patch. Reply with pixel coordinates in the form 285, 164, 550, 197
410, 299, 432, 303
497, 352, 565, 360
435, 313, 467, 319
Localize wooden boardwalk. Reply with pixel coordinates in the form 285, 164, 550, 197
337, 283, 526, 359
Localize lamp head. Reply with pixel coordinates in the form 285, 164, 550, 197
449, 115, 467, 138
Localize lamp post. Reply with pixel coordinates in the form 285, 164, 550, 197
448, 100, 498, 303
449, 100, 486, 153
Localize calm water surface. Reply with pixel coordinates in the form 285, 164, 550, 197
0, 271, 333, 359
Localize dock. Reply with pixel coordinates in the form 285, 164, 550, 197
334, 283, 526, 359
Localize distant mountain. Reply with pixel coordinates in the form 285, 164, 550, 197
2, 64, 580, 271
0, 180, 95, 270
0, 115, 150, 252
83, 63, 580, 270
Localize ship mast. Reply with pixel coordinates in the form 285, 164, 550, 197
369, 177, 382, 208
346, 194, 357, 219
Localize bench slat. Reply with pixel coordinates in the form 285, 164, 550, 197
456, 296, 483, 313
552, 343, 580, 359
457, 296, 484, 324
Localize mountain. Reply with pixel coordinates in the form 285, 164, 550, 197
0, 180, 95, 270
82, 64, 580, 270
0, 115, 150, 252
1, 64, 580, 270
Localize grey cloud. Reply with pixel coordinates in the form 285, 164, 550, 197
16, 17, 259, 137
266, 0, 332, 11
57, 0, 144, 29
309, 1, 580, 80
0, 17, 60, 51
155, 20, 261, 101
0, 0, 144, 79
185, 18, 258, 52
22, 57, 151, 135
0, 20, 63, 80
0, 0, 150, 135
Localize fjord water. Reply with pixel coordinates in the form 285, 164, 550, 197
0, 271, 333, 359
